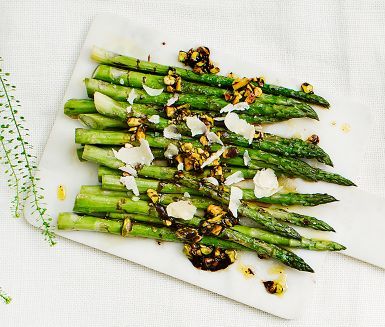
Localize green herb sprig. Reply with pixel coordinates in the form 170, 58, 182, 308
0, 58, 55, 245
0, 287, 11, 304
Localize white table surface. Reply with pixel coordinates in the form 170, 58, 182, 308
1, 1, 385, 326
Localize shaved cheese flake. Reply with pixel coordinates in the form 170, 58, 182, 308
148, 115, 160, 124
119, 78, 125, 85
204, 177, 219, 186
113, 139, 154, 170
164, 125, 182, 140
224, 171, 244, 185
243, 150, 251, 166
253, 168, 282, 198
206, 131, 223, 145
127, 89, 137, 105
177, 162, 184, 171
183, 192, 191, 198
213, 117, 225, 121
164, 143, 179, 159
229, 186, 243, 218
201, 147, 226, 168
224, 112, 255, 144
132, 196, 140, 201
119, 175, 139, 196
166, 93, 179, 106
166, 200, 197, 220
110, 67, 125, 79
186, 116, 208, 136
220, 102, 250, 113
119, 165, 138, 177
142, 84, 164, 96
126, 106, 132, 114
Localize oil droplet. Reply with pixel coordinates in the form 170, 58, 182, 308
237, 263, 255, 279
277, 177, 297, 193
57, 185, 66, 200
340, 123, 351, 133
331, 120, 337, 126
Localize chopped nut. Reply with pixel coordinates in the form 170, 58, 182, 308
223, 147, 238, 158
146, 189, 159, 204
207, 204, 225, 216
176, 227, 202, 243
232, 77, 250, 91
253, 76, 265, 87
163, 75, 176, 85
263, 281, 284, 295
127, 117, 143, 127
135, 125, 146, 140
254, 131, 264, 140
178, 46, 220, 75
165, 105, 176, 117
307, 134, 320, 145
301, 82, 314, 94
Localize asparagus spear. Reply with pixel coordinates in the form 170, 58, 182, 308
76, 129, 354, 186
84, 176, 334, 231
85, 78, 318, 120
93, 64, 314, 112
58, 212, 313, 272
79, 113, 128, 130
57, 212, 247, 250
91, 46, 330, 107
90, 92, 332, 165
102, 173, 337, 207
65, 97, 284, 124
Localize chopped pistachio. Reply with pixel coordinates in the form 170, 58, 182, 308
301, 82, 314, 94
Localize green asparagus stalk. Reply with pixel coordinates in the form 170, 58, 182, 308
57, 212, 313, 271
73, 189, 300, 240
79, 113, 128, 130
82, 144, 260, 178
83, 179, 334, 232
57, 212, 247, 250
102, 173, 337, 207
91, 46, 330, 107
91, 92, 332, 165
64, 99, 96, 118
102, 174, 200, 195
93, 64, 315, 112
85, 78, 318, 120
231, 225, 344, 251
76, 129, 354, 186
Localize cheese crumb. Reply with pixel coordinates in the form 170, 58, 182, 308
120, 176, 139, 196
204, 177, 219, 186
148, 115, 160, 124
229, 186, 243, 218
201, 147, 226, 168
127, 89, 137, 105
224, 112, 255, 144
164, 143, 179, 159
243, 150, 251, 166
166, 93, 179, 106
253, 168, 282, 198
166, 200, 197, 220
220, 102, 250, 113
163, 125, 182, 140
142, 84, 164, 96
224, 171, 244, 185
206, 131, 223, 145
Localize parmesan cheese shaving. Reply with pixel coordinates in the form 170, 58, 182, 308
148, 115, 160, 124
119, 165, 138, 177
164, 143, 179, 159
220, 102, 250, 113
127, 89, 137, 105
166, 93, 179, 106
186, 116, 208, 136
119, 176, 139, 196
201, 147, 226, 168
177, 162, 184, 171
163, 125, 182, 140
113, 139, 154, 174
166, 200, 197, 220
126, 106, 132, 114
229, 186, 243, 218
253, 168, 282, 198
183, 192, 191, 198
119, 78, 125, 85
224, 171, 244, 185
206, 131, 224, 145
224, 112, 255, 144
204, 177, 219, 186
243, 150, 251, 166
142, 84, 164, 96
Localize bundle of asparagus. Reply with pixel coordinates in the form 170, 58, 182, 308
59, 46, 351, 277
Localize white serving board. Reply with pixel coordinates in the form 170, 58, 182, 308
24, 13, 383, 319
